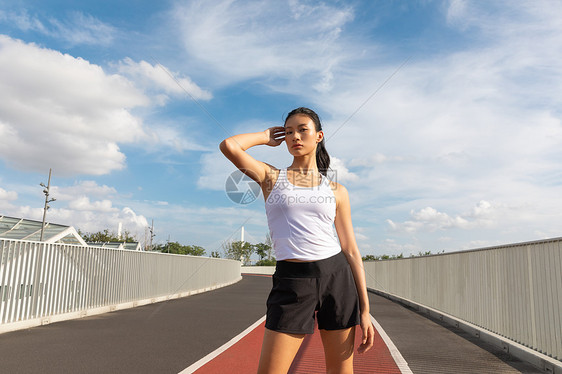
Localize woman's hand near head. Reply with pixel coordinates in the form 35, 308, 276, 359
220, 128, 282, 186
264, 126, 285, 147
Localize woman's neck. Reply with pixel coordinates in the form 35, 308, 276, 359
288, 156, 318, 175
287, 157, 322, 187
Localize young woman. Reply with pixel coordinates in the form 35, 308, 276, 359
220, 107, 374, 373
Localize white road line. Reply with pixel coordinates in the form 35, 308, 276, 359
371, 314, 413, 374
178, 315, 266, 374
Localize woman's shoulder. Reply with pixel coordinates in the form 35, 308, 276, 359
328, 180, 349, 204
329, 180, 347, 192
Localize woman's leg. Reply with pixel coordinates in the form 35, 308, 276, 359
320, 326, 355, 374
258, 328, 305, 374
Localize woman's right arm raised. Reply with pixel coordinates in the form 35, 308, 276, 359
219, 126, 285, 184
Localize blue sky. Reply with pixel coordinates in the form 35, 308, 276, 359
1, 0, 561, 257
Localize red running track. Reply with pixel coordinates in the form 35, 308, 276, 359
191, 318, 403, 373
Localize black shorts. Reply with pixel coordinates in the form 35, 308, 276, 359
265, 251, 360, 334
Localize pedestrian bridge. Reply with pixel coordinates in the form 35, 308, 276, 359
0, 237, 560, 373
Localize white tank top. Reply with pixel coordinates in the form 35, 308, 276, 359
265, 169, 341, 261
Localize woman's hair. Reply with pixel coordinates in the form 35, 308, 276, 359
285, 107, 331, 176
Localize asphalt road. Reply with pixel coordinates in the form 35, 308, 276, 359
0, 275, 542, 373
0, 276, 271, 374
369, 292, 542, 374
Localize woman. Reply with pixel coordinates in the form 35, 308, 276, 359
220, 107, 374, 373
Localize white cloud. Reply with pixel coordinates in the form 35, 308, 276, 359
116, 58, 212, 102
0, 187, 18, 201
51, 181, 118, 201
181, 1, 562, 254
120, 207, 149, 229
4, 1, 560, 256
329, 157, 359, 183
144, 200, 169, 206
0, 179, 149, 239
173, 0, 355, 89
146, 125, 211, 153
374, 238, 421, 257
294, 1, 562, 252
348, 153, 389, 168
0, 10, 115, 46
446, 0, 562, 45
0, 9, 47, 33
197, 151, 239, 192
0, 38, 217, 174
446, 0, 468, 26
0, 35, 148, 175
198, 119, 293, 191
387, 201, 516, 233
354, 230, 369, 242
112, 193, 273, 249
68, 197, 116, 212
49, 206, 149, 239
49, 11, 116, 46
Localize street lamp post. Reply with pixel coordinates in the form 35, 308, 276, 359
40, 168, 56, 242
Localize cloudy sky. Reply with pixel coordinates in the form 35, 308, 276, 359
0, 0, 560, 256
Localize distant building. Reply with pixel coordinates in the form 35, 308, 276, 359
0, 215, 86, 245
0, 215, 142, 250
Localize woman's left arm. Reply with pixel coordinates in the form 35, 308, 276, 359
333, 182, 375, 354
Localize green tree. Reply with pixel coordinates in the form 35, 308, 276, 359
211, 251, 221, 258
362, 255, 377, 261
79, 229, 136, 243
186, 245, 206, 256
223, 240, 253, 264
415, 251, 433, 257
256, 258, 276, 266
155, 241, 206, 256
252, 236, 275, 265
253, 242, 271, 261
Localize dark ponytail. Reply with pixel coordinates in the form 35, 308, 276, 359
315, 138, 330, 177
285, 107, 331, 176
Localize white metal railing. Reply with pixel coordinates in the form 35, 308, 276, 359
364, 237, 562, 361
0, 239, 241, 328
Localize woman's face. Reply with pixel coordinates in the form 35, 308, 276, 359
284, 114, 323, 156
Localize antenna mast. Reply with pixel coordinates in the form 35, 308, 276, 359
40, 168, 56, 241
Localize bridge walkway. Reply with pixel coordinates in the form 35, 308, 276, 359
0, 275, 542, 373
